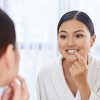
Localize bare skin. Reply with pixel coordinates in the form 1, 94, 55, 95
0, 75, 29, 100
63, 52, 91, 100
63, 60, 78, 96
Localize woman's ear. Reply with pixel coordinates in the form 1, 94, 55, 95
91, 34, 96, 47
5, 44, 15, 68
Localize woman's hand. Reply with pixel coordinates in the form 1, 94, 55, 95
1, 75, 29, 100
69, 52, 91, 100
69, 52, 88, 88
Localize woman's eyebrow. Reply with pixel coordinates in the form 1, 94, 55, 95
59, 30, 85, 35
74, 30, 85, 33
59, 30, 67, 34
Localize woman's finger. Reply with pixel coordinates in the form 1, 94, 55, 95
1, 86, 12, 100
69, 64, 77, 77
16, 75, 29, 99
74, 61, 86, 71
10, 81, 22, 100
75, 52, 86, 66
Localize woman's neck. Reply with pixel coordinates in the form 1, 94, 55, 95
62, 59, 73, 80
62, 58, 78, 96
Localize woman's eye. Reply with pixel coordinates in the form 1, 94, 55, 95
60, 35, 67, 39
75, 34, 84, 38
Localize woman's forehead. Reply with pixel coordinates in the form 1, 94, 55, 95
59, 20, 90, 33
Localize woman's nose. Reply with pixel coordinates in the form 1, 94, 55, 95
66, 37, 75, 46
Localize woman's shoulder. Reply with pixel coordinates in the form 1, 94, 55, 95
36, 56, 62, 77
89, 54, 100, 95
93, 55, 100, 69
88, 53, 100, 68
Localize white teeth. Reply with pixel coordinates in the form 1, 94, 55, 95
67, 50, 78, 54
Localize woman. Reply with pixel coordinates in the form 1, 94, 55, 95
0, 9, 29, 100
36, 10, 100, 100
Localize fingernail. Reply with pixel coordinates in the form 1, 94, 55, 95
15, 79, 21, 86
75, 52, 77, 54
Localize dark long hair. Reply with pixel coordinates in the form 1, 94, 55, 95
57, 10, 95, 36
0, 9, 16, 57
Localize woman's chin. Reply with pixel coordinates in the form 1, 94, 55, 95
65, 55, 77, 62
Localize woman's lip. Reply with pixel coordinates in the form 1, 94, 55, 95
66, 49, 79, 51
66, 49, 79, 53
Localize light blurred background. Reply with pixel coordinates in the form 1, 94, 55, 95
0, 0, 100, 100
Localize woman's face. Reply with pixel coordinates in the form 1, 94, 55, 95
58, 19, 95, 61
0, 45, 20, 86
9, 48, 20, 83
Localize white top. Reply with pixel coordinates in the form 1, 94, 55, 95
36, 54, 100, 100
